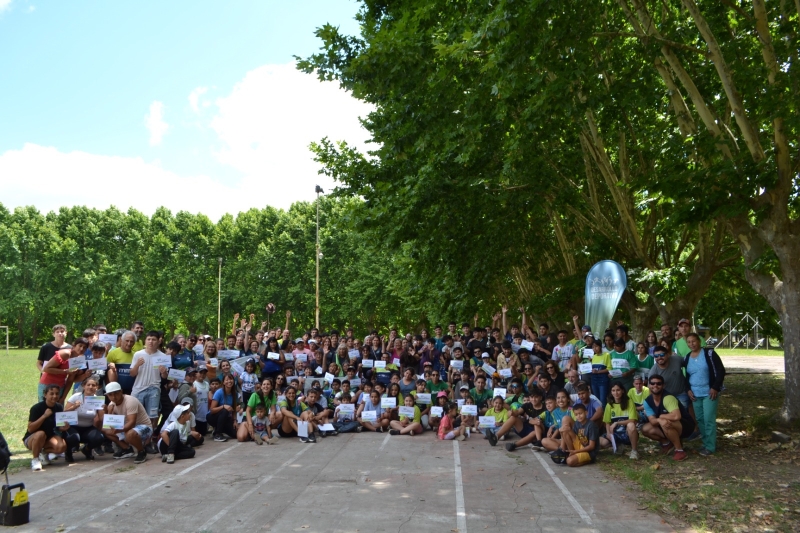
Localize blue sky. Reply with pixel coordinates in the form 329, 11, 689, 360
0, 0, 371, 220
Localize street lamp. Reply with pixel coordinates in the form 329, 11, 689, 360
315, 185, 324, 329
217, 257, 223, 339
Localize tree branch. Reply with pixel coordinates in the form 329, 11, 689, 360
592, 31, 709, 56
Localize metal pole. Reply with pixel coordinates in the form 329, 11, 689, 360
217, 257, 222, 339
315, 188, 321, 330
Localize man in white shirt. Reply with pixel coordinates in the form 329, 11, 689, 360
130, 331, 169, 452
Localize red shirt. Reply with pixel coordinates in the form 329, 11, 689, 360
39, 352, 69, 387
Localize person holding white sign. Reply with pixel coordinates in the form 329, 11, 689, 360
389, 395, 424, 436
278, 386, 317, 443
103, 382, 153, 464
483, 396, 511, 445
357, 391, 389, 432
24, 384, 69, 471
39, 337, 91, 403
64, 375, 106, 460
130, 331, 170, 451
609, 338, 639, 390
437, 402, 468, 441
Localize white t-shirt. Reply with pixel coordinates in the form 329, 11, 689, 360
194, 380, 210, 422
131, 350, 166, 396
67, 392, 101, 427
158, 419, 191, 448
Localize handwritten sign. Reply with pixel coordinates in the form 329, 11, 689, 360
55, 411, 78, 426
374, 361, 386, 369
478, 416, 496, 428
579, 363, 593, 374
499, 368, 513, 378
69, 355, 87, 370
583, 348, 594, 358
218, 350, 240, 360
481, 363, 496, 375
460, 404, 478, 416
361, 410, 377, 422
415, 393, 431, 405
209, 358, 219, 366
457, 399, 465, 408
392, 358, 400, 366
381, 397, 396, 408
168, 368, 186, 381
98, 334, 118, 345
319, 423, 335, 432
84, 396, 105, 412
493, 388, 507, 399
231, 362, 245, 375
297, 421, 309, 438
430, 406, 444, 417
361, 359, 374, 368
102, 414, 125, 429
399, 406, 415, 418
267, 352, 281, 360
88, 357, 108, 371
151, 354, 172, 368
315, 366, 323, 374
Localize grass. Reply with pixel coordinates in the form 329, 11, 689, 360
716, 347, 785, 357
599, 374, 800, 533
0, 349, 48, 473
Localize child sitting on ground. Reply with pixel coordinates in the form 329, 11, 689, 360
389, 395, 424, 436
540, 390, 575, 452
250, 404, 278, 445
332, 393, 362, 433
438, 402, 469, 441
556, 402, 599, 467
484, 396, 510, 445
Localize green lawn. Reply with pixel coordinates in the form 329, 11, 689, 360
0, 349, 44, 472
716, 347, 784, 357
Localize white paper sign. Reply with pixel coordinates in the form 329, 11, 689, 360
267, 352, 280, 360
338, 404, 355, 415
231, 362, 245, 375
609, 369, 623, 378
460, 404, 478, 415
392, 358, 400, 366
324, 372, 335, 383
579, 363, 593, 374
349, 378, 362, 388
361, 359, 374, 368
295, 353, 307, 363
481, 363, 496, 375
457, 399, 465, 408
499, 368, 513, 378
218, 350, 240, 360
478, 416, 496, 428
381, 397, 396, 408
102, 414, 125, 429
297, 420, 309, 438
348, 349, 360, 359
521, 340, 534, 350
450, 359, 464, 370
88, 357, 108, 370
416, 393, 432, 405
612, 358, 628, 369
319, 423, 335, 432
98, 334, 118, 345
399, 406, 415, 418
284, 352, 295, 361
56, 411, 78, 425
83, 396, 105, 412
209, 358, 219, 366
494, 387, 507, 399
151, 354, 172, 368
168, 368, 186, 381
361, 410, 377, 422
315, 366, 323, 374
374, 361, 386, 369
431, 406, 444, 417
69, 355, 87, 369
583, 348, 594, 358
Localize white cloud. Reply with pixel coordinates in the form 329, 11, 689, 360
145, 101, 168, 146
188, 86, 208, 114
0, 144, 241, 221
0, 0, 13, 13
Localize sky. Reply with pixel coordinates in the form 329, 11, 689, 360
0, 0, 372, 221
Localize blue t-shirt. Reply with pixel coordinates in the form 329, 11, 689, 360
212, 389, 235, 407
686, 354, 710, 398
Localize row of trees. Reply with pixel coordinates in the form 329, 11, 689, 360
297, 0, 799, 418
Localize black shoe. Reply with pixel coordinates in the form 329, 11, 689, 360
134, 450, 148, 464
487, 431, 498, 447
531, 440, 545, 451
113, 447, 135, 460
505, 442, 517, 452
307, 434, 317, 443
65, 452, 75, 464
389, 429, 400, 435
103, 443, 114, 454
81, 446, 94, 461
146, 443, 159, 455
319, 431, 327, 438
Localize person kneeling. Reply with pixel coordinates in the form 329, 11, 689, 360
158, 404, 196, 464
24, 385, 70, 471
555, 403, 598, 467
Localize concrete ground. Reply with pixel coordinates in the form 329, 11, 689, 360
720, 355, 784, 373
10, 431, 682, 533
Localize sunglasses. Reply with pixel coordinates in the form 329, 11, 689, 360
654, 354, 666, 358
649, 381, 664, 386
510, 384, 520, 389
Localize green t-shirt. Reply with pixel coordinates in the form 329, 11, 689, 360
627, 387, 650, 405
427, 380, 449, 394
602, 401, 637, 424
636, 354, 655, 371
486, 407, 510, 424
107, 347, 134, 364
248, 391, 276, 414
278, 399, 308, 416
673, 336, 706, 357
470, 388, 493, 407
610, 350, 639, 388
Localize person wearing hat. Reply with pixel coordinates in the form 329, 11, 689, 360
673, 318, 705, 357
176, 368, 199, 411
158, 404, 196, 464
102, 381, 153, 464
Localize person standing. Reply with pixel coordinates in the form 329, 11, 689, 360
36, 324, 68, 374
673, 318, 705, 357
684, 333, 725, 456
130, 331, 169, 453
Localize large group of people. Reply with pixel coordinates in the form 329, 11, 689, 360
25, 309, 725, 472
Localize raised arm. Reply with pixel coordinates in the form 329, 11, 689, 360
502, 305, 508, 338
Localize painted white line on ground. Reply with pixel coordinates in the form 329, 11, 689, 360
63, 443, 241, 532
198, 444, 310, 531
532, 450, 595, 527
453, 440, 467, 533
29, 462, 116, 496
378, 433, 391, 451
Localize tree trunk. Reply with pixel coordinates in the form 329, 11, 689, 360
777, 289, 800, 422
620, 291, 659, 343
17, 314, 24, 349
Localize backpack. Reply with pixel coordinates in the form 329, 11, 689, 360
0, 431, 11, 473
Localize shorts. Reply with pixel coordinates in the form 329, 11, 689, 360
278, 426, 297, 438
675, 393, 690, 409
515, 421, 534, 439
607, 426, 631, 445
571, 438, 594, 465
135, 386, 161, 418
118, 424, 153, 443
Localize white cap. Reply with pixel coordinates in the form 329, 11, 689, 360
105, 382, 122, 394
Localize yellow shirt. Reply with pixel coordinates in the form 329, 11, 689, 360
107, 347, 134, 364
485, 407, 510, 424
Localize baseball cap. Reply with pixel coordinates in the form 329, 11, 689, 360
197, 365, 208, 373
105, 382, 122, 394
481, 352, 490, 358
295, 338, 305, 343
459, 385, 469, 390
437, 391, 449, 398
177, 404, 191, 415
186, 368, 198, 375
678, 318, 690, 325
180, 397, 194, 406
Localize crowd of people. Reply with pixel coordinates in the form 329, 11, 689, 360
25, 309, 725, 471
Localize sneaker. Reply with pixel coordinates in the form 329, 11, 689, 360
113, 447, 135, 460
530, 441, 545, 452
672, 450, 688, 461
389, 429, 400, 436
103, 442, 114, 454
134, 450, 148, 464
267, 436, 279, 445
629, 450, 640, 460
699, 448, 714, 457
81, 446, 94, 461
220, 433, 234, 440
31, 458, 43, 471
330, 430, 339, 436
614, 445, 626, 455
487, 430, 498, 447
253, 433, 263, 445
355, 426, 363, 433
38, 452, 52, 466
456, 435, 465, 441
307, 434, 317, 443
145, 442, 159, 455
319, 431, 327, 438
661, 442, 675, 455
505, 443, 517, 452
166, 453, 174, 464
686, 430, 702, 442
213, 435, 228, 442
162, 454, 167, 463
299, 437, 309, 443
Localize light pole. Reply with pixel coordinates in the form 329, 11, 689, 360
315, 185, 324, 330
217, 257, 223, 339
